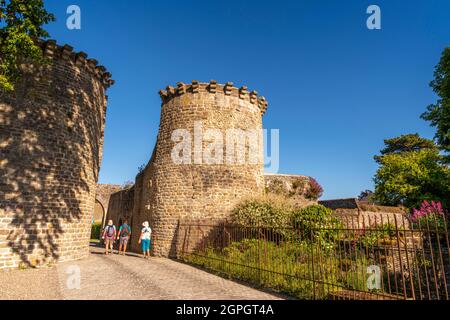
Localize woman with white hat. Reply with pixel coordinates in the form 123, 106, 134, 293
138, 221, 152, 259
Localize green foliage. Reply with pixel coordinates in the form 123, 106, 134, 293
91, 222, 102, 240
421, 47, 450, 162
413, 214, 448, 232
184, 239, 374, 300
0, 0, 55, 91
378, 134, 438, 156
358, 190, 375, 203
292, 205, 343, 250
232, 196, 343, 247
231, 193, 295, 230
411, 200, 449, 233
121, 180, 134, 190
373, 137, 450, 209
357, 223, 397, 248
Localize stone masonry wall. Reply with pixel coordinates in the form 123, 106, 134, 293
106, 187, 135, 231
264, 173, 317, 207
0, 40, 113, 269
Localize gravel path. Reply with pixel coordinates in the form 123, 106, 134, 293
0, 246, 284, 300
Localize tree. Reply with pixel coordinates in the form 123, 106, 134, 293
0, 0, 55, 91
121, 181, 134, 190
421, 47, 450, 162
373, 135, 449, 209
358, 190, 374, 203
378, 134, 438, 155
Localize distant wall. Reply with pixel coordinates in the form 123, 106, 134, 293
106, 187, 134, 228
95, 184, 121, 226
319, 198, 409, 229
319, 198, 359, 210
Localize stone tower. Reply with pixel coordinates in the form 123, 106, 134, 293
0, 40, 113, 268
129, 81, 268, 257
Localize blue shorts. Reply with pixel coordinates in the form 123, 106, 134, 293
141, 239, 151, 252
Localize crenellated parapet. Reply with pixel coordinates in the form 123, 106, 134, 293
34, 39, 114, 88
159, 80, 268, 115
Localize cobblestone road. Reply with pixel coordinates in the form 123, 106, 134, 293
0, 246, 284, 300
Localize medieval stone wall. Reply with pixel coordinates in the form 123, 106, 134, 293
106, 173, 319, 255
106, 186, 134, 229
0, 40, 113, 269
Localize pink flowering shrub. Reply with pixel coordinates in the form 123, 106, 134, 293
410, 201, 449, 231
305, 177, 323, 200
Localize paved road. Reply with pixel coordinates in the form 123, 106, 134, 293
0, 246, 284, 300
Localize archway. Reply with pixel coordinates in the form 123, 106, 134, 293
93, 199, 106, 225
91, 199, 106, 241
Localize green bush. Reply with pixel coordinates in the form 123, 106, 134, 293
292, 205, 343, 250
232, 193, 295, 230
91, 222, 102, 240
357, 223, 397, 248
232, 197, 344, 247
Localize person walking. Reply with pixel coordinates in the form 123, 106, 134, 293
117, 219, 131, 255
102, 220, 116, 255
138, 221, 152, 259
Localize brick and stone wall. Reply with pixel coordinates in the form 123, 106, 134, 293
0, 40, 113, 269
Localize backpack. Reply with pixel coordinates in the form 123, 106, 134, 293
121, 224, 130, 237
106, 225, 115, 237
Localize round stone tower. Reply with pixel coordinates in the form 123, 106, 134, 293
131, 81, 268, 257
0, 40, 113, 268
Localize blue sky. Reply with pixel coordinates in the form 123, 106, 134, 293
44, 0, 449, 199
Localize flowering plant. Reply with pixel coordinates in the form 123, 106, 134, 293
305, 177, 323, 200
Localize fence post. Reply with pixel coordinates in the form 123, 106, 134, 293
394, 218, 408, 300
310, 213, 316, 300
257, 224, 262, 285
221, 222, 225, 273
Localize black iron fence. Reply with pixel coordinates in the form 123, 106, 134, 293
178, 214, 450, 300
